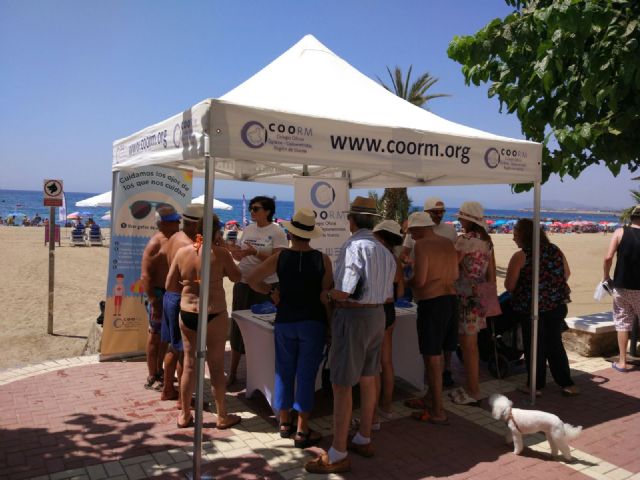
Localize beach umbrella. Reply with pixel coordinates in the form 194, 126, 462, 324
101, 212, 111, 221
190, 195, 233, 210
7, 212, 26, 217
66, 212, 82, 220
76, 191, 112, 208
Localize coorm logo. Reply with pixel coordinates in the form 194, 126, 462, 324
484, 148, 501, 169
113, 318, 123, 328
310, 181, 336, 209
241, 121, 267, 149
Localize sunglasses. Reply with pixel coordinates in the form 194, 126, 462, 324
249, 206, 264, 213
129, 200, 173, 219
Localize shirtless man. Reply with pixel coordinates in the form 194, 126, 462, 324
166, 213, 242, 430
140, 206, 181, 390
161, 204, 203, 402
407, 212, 459, 424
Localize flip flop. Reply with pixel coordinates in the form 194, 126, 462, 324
177, 416, 194, 429
612, 362, 634, 373
216, 414, 241, 430
404, 397, 427, 410
428, 416, 450, 426
411, 410, 431, 422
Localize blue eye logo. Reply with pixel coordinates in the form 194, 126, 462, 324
241, 121, 266, 148
310, 181, 335, 209
484, 148, 500, 169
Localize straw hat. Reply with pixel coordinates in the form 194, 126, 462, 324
282, 208, 323, 239
455, 201, 486, 229
407, 212, 435, 229
346, 196, 381, 216
373, 219, 403, 237
182, 204, 204, 222
423, 197, 445, 211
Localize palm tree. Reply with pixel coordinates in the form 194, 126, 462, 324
376, 66, 449, 222
620, 186, 640, 223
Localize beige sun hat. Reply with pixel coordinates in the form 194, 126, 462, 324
182, 204, 204, 223
282, 208, 323, 239
455, 201, 487, 230
373, 219, 403, 237
346, 196, 381, 216
407, 211, 435, 229
423, 197, 446, 211
631, 204, 640, 218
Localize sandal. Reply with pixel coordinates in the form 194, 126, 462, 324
293, 429, 322, 449
411, 410, 430, 422
449, 388, 481, 406
144, 375, 157, 390
403, 397, 427, 410
216, 413, 241, 430
561, 386, 580, 397
177, 415, 194, 429
279, 422, 295, 438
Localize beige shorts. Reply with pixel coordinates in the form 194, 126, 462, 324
613, 288, 640, 331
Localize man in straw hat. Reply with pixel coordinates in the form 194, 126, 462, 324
406, 212, 459, 424
603, 204, 640, 372
401, 196, 458, 388
160, 204, 204, 404
305, 197, 396, 474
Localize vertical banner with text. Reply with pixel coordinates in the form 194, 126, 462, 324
100, 166, 192, 360
294, 177, 349, 265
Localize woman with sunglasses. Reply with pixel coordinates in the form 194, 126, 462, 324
166, 213, 242, 430
227, 196, 289, 385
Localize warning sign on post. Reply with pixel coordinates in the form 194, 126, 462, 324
43, 179, 63, 207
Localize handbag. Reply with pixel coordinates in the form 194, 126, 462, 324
477, 281, 502, 317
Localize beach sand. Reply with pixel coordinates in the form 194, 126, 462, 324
0, 226, 615, 369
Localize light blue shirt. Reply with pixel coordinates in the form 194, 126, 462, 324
334, 228, 396, 304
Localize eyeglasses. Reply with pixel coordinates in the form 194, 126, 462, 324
249, 206, 264, 213
129, 200, 172, 219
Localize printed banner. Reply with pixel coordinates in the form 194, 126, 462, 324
100, 166, 192, 360
294, 177, 349, 264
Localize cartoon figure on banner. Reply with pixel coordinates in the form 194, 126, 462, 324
113, 273, 125, 316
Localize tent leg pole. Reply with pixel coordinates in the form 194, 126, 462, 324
529, 180, 541, 406
189, 140, 216, 480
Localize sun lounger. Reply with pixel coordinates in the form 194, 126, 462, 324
70, 227, 87, 246
88, 226, 103, 246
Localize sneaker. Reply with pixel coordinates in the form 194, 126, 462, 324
442, 369, 455, 387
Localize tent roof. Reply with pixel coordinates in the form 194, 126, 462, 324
76, 191, 112, 208
113, 35, 541, 187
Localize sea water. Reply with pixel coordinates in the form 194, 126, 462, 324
0, 189, 621, 229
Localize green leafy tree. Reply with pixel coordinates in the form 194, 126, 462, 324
377, 66, 449, 221
620, 179, 640, 223
447, 0, 640, 192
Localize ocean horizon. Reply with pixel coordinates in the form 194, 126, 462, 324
0, 188, 623, 228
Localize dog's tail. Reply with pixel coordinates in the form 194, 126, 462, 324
563, 423, 582, 441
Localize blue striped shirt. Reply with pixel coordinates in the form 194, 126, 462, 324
334, 228, 396, 304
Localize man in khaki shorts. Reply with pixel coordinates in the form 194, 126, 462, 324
305, 197, 396, 475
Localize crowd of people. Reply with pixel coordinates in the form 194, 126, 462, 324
136, 194, 639, 475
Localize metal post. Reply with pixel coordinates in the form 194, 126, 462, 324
529, 180, 541, 405
47, 206, 55, 334
188, 135, 216, 480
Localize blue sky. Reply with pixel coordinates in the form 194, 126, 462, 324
1, 0, 636, 210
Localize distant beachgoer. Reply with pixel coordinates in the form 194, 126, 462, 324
506, 218, 578, 395
248, 208, 332, 448
603, 205, 640, 372
227, 196, 288, 386
166, 212, 242, 430
140, 206, 181, 391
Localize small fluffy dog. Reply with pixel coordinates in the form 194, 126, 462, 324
489, 394, 582, 460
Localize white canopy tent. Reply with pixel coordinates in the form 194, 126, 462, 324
112, 35, 543, 477
77, 190, 233, 211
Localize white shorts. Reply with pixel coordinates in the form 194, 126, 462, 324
612, 288, 640, 331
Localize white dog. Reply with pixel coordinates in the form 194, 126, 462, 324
489, 394, 582, 460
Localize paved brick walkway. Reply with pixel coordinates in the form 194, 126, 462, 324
0, 349, 639, 480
